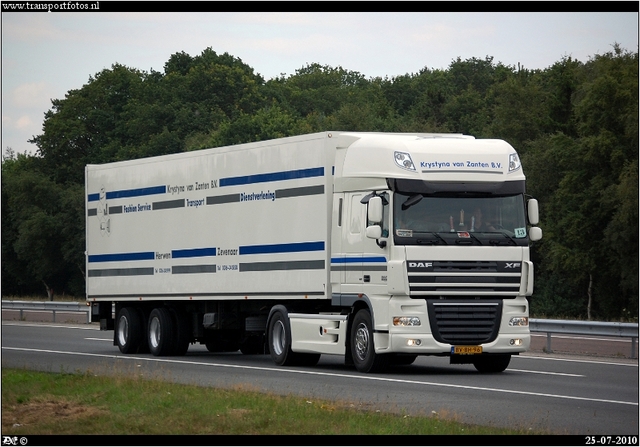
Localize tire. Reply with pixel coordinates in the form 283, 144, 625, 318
472, 354, 511, 373
267, 306, 321, 367
148, 307, 175, 356
267, 307, 296, 366
116, 307, 145, 354
170, 308, 191, 356
350, 309, 389, 373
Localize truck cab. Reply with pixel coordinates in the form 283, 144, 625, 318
326, 133, 542, 372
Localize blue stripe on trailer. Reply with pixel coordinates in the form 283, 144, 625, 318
172, 247, 217, 258
88, 252, 155, 263
331, 256, 387, 264
88, 185, 167, 202
240, 241, 325, 255
220, 167, 324, 187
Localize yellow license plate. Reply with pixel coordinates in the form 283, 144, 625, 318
452, 345, 483, 355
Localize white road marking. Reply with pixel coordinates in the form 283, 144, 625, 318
2, 322, 99, 330
506, 368, 584, 377
520, 354, 638, 367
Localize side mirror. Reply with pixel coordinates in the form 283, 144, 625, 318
366, 225, 382, 239
527, 199, 539, 225
367, 196, 383, 224
529, 226, 542, 241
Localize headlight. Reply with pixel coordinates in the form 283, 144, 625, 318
508, 153, 522, 173
393, 316, 421, 326
394, 151, 416, 171
509, 316, 529, 326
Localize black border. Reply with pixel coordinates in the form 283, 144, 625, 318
1, 1, 638, 14
5, 434, 630, 447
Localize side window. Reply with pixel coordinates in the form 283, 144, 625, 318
350, 195, 363, 235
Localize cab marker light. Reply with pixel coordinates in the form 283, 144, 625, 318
394, 152, 416, 171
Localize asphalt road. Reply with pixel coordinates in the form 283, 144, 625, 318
1, 320, 638, 436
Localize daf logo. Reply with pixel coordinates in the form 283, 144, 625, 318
409, 262, 433, 268
505, 262, 521, 269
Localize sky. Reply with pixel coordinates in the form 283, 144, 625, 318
2, 9, 638, 156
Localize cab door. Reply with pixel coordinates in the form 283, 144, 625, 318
343, 193, 366, 289
361, 192, 390, 291
337, 192, 389, 294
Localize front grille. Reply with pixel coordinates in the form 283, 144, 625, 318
408, 260, 522, 296
427, 300, 502, 344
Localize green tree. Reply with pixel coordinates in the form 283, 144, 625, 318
384, 68, 453, 132
536, 56, 583, 137
29, 63, 146, 183
524, 45, 638, 320
486, 70, 549, 149
205, 105, 304, 147
268, 63, 368, 119
2, 156, 84, 298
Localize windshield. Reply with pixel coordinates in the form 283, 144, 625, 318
393, 193, 528, 246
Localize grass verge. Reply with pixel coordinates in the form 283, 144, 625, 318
1, 367, 545, 435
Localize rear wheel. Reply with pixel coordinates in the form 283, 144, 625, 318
350, 309, 389, 373
148, 307, 175, 356
472, 354, 511, 373
116, 307, 145, 354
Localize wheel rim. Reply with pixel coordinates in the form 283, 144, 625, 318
117, 315, 129, 347
354, 322, 369, 361
271, 320, 285, 356
149, 316, 161, 349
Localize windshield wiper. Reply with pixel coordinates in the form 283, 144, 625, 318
401, 194, 422, 210
488, 231, 518, 246
419, 232, 447, 245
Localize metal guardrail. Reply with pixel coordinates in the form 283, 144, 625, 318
530, 318, 639, 359
2, 301, 638, 358
1, 300, 91, 324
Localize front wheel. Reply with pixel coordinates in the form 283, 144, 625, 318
350, 309, 389, 373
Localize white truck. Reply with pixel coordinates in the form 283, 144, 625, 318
86, 131, 542, 373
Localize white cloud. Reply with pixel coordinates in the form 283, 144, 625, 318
9, 82, 51, 109
15, 115, 35, 131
